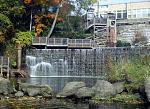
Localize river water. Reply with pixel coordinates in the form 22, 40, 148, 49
0, 99, 149, 109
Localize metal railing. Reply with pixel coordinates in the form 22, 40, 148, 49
68, 39, 93, 48
47, 38, 68, 46
32, 37, 95, 48
32, 37, 47, 45
86, 18, 107, 29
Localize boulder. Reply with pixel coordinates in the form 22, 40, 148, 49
15, 91, 24, 97
0, 77, 14, 95
75, 87, 94, 98
19, 83, 53, 97
144, 77, 150, 102
113, 82, 124, 94
92, 80, 115, 98
57, 82, 85, 97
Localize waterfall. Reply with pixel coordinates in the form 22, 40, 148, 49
26, 56, 36, 66
25, 49, 100, 92
30, 62, 54, 77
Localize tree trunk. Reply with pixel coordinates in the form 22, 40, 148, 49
47, 1, 63, 38
29, 10, 33, 31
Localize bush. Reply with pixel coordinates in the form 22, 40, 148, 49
106, 55, 150, 92
12, 31, 33, 47
116, 40, 131, 47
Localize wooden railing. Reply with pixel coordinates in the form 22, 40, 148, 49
32, 37, 96, 48
0, 56, 10, 77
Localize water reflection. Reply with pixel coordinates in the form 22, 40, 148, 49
89, 104, 150, 109
0, 99, 149, 109
47, 103, 150, 109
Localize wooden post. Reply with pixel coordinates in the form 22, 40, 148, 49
7, 57, 10, 78
17, 45, 22, 71
0, 57, 3, 76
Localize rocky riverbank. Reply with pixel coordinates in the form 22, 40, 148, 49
0, 76, 150, 104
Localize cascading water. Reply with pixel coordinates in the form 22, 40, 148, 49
30, 62, 54, 77
25, 49, 105, 92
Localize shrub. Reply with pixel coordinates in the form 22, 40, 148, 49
12, 31, 33, 47
106, 55, 150, 92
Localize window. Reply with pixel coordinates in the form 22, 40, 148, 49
132, 9, 137, 18
128, 10, 131, 19
136, 9, 141, 18
117, 13, 121, 19
122, 10, 127, 19
116, 10, 127, 19
123, 13, 127, 19
117, 10, 122, 19
148, 9, 150, 17
142, 9, 148, 18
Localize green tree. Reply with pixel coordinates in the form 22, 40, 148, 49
0, 13, 13, 44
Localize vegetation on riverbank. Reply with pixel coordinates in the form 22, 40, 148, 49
91, 93, 143, 104
106, 55, 150, 92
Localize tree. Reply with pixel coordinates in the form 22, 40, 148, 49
12, 31, 33, 70
54, 0, 97, 39
0, 13, 14, 44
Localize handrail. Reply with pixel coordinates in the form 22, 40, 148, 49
32, 37, 95, 48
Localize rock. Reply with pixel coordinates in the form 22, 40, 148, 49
144, 77, 150, 102
0, 77, 14, 95
92, 80, 115, 98
19, 83, 53, 97
113, 82, 124, 94
15, 91, 24, 97
57, 82, 85, 97
75, 87, 94, 98
27, 88, 41, 96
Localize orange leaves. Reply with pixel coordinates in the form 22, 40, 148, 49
57, 18, 64, 22
33, 14, 64, 37
47, 14, 56, 19
34, 23, 46, 37
51, 0, 62, 5
0, 32, 5, 44
23, 0, 32, 4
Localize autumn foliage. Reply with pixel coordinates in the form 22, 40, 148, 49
33, 14, 64, 37
23, 0, 62, 5
23, 0, 32, 4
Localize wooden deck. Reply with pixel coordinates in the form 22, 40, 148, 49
85, 18, 107, 30
32, 37, 97, 48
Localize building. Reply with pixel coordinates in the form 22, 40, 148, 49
86, 0, 150, 46
90, 0, 150, 20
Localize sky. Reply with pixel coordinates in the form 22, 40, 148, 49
100, 0, 149, 4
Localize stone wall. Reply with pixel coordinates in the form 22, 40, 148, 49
117, 24, 150, 44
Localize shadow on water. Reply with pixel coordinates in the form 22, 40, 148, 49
0, 101, 150, 109
89, 103, 150, 109
35, 103, 150, 109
